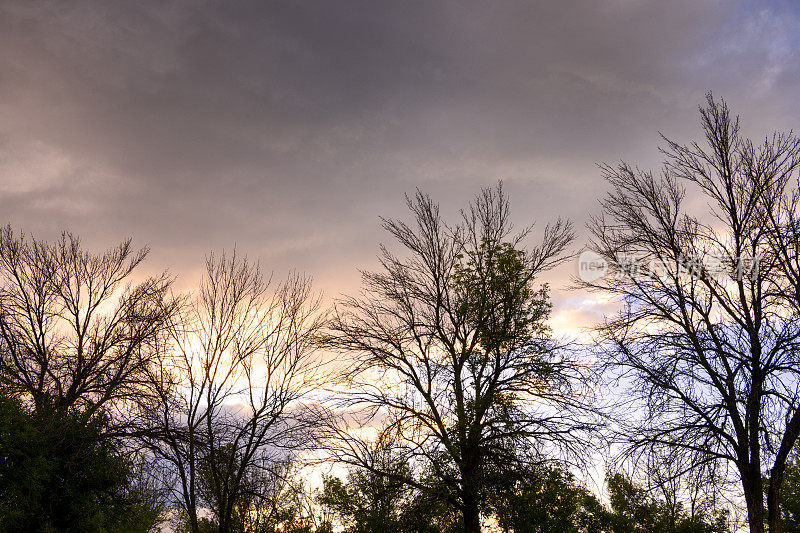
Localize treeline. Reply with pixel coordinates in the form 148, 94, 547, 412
3, 95, 800, 533
316, 459, 733, 533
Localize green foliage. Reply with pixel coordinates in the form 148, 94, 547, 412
487, 465, 729, 533
605, 472, 729, 533
315, 464, 736, 533
453, 238, 551, 355
265, 476, 329, 533
779, 450, 800, 532
319, 469, 409, 533
318, 468, 458, 533
195, 443, 250, 532
488, 465, 607, 533
328, 185, 582, 533
400, 478, 460, 533
0, 393, 161, 532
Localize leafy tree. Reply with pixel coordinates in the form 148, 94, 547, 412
0, 393, 162, 532
399, 472, 461, 533
605, 471, 729, 533
319, 473, 405, 533
0, 227, 174, 532
776, 450, 800, 532
489, 464, 608, 533
326, 184, 596, 533
317, 429, 452, 533
318, 467, 458, 533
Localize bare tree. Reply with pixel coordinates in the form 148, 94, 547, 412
0, 225, 176, 429
139, 252, 325, 533
636, 445, 732, 529
583, 94, 800, 533
325, 184, 597, 533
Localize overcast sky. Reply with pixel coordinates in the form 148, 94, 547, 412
1, 0, 799, 333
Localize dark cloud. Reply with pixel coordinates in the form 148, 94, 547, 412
0, 0, 798, 305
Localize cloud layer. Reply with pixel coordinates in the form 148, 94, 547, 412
1, 0, 798, 325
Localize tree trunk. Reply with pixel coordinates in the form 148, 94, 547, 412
743, 466, 765, 533
461, 457, 481, 533
186, 509, 200, 533
462, 492, 481, 533
218, 493, 232, 533
767, 469, 783, 533
747, 365, 765, 533
765, 414, 800, 533
184, 491, 200, 533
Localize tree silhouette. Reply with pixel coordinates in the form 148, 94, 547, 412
325, 184, 597, 533
139, 253, 325, 533
0, 226, 177, 430
583, 94, 800, 533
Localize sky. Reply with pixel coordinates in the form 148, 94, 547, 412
1, 0, 799, 335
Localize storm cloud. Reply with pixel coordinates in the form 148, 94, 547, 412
1, 0, 798, 323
